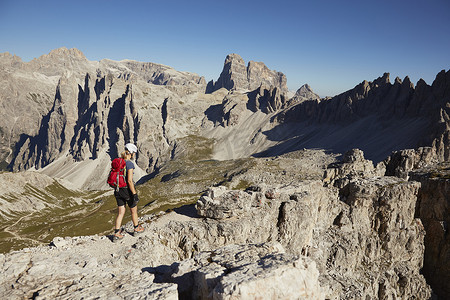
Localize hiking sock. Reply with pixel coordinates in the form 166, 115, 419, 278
114, 228, 120, 233
134, 224, 139, 229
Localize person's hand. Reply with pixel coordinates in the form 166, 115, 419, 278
133, 193, 139, 203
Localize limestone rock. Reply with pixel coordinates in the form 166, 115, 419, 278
211, 253, 322, 299
384, 147, 440, 179
214, 92, 249, 126
160, 242, 323, 299
315, 176, 431, 299
323, 148, 385, 188
196, 188, 255, 219
209, 54, 247, 92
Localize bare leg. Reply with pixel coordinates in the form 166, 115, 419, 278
115, 206, 126, 230
130, 206, 139, 226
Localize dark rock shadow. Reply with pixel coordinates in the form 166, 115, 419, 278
173, 204, 200, 218
106, 87, 127, 160
8, 133, 32, 170
161, 170, 181, 182
204, 104, 223, 124
136, 168, 160, 185
142, 262, 195, 299
246, 89, 259, 112
253, 115, 429, 164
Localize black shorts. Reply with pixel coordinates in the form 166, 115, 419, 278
114, 188, 136, 208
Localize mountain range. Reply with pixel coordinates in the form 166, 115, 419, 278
0, 47, 448, 190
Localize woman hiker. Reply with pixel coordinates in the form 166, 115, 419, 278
113, 143, 145, 240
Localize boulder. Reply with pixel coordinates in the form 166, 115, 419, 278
384, 147, 439, 179
163, 242, 323, 299
196, 187, 254, 219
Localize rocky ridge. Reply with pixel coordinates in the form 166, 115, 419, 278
1, 148, 448, 299
265, 71, 450, 162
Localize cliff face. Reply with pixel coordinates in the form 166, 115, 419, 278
410, 164, 450, 298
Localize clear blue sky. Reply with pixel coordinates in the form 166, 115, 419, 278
1, 0, 449, 97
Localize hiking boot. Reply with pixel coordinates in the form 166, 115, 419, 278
133, 224, 144, 235
113, 229, 124, 242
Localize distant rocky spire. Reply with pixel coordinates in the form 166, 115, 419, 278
294, 84, 320, 101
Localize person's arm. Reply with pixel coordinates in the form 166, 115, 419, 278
127, 169, 137, 195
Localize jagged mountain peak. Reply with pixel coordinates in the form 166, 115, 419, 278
207, 53, 288, 94
294, 84, 320, 99
224, 53, 245, 64
373, 72, 390, 86
0, 52, 23, 62
40, 47, 87, 61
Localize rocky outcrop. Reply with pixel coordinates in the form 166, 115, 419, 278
384, 146, 440, 179
0, 237, 321, 299
207, 54, 288, 94
0, 235, 179, 299
133, 172, 432, 299
325, 150, 450, 298
324, 177, 430, 299
158, 242, 323, 299
0, 175, 431, 299
323, 148, 385, 188
208, 91, 250, 127
196, 186, 253, 219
